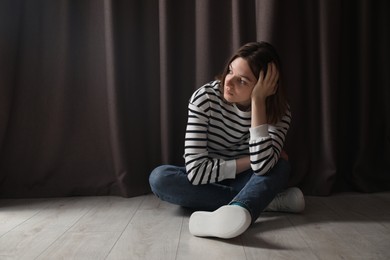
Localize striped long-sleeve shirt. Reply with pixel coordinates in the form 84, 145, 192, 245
184, 80, 291, 185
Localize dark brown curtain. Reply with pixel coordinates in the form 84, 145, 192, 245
0, 0, 389, 198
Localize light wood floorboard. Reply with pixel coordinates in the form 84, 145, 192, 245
0, 192, 389, 259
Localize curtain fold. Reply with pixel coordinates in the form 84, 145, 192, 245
349, 0, 390, 192
103, 0, 128, 196
0, 0, 389, 198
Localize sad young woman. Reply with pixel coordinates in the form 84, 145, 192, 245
149, 42, 305, 239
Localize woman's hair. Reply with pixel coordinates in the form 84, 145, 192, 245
217, 41, 288, 124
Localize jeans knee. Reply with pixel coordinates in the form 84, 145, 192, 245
149, 165, 176, 194
149, 165, 163, 192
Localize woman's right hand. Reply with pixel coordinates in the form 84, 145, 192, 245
236, 156, 251, 174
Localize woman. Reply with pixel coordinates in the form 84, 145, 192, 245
149, 42, 305, 239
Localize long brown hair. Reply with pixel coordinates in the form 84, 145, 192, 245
218, 42, 288, 124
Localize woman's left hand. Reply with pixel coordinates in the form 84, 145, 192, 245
251, 62, 279, 102
280, 150, 289, 161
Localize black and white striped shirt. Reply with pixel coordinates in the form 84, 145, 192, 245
184, 80, 291, 185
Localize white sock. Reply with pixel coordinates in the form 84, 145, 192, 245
189, 205, 251, 239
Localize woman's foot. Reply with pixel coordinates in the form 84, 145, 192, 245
189, 205, 251, 239
265, 187, 305, 213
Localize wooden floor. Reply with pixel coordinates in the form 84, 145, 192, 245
0, 192, 389, 260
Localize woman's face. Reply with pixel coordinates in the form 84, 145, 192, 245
223, 57, 257, 109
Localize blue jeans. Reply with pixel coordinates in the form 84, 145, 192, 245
149, 159, 290, 222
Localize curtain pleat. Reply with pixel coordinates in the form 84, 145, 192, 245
0, 0, 389, 198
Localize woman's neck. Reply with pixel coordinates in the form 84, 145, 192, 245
235, 103, 251, 112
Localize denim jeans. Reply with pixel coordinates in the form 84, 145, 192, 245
149, 159, 290, 222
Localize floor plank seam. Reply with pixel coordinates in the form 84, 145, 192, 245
103, 195, 146, 259
174, 213, 185, 260
33, 197, 101, 259
286, 215, 319, 260
240, 236, 249, 260
0, 198, 50, 239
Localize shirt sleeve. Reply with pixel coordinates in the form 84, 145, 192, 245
184, 101, 236, 185
248, 107, 291, 175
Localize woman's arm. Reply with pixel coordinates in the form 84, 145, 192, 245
249, 63, 290, 175
236, 63, 282, 176
184, 86, 237, 185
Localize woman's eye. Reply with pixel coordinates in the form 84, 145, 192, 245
240, 79, 247, 85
